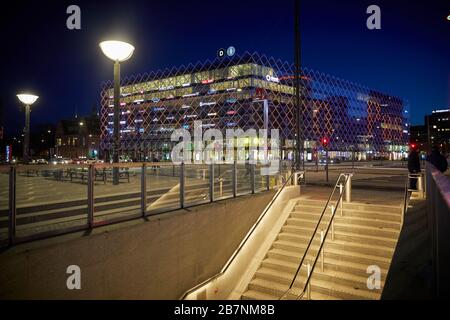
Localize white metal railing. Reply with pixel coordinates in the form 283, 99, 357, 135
1, 161, 279, 247
280, 173, 353, 300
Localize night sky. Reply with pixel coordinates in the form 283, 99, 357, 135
0, 0, 448, 136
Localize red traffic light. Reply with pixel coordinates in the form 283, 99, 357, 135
321, 137, 329, 146
410, 143, 417, 150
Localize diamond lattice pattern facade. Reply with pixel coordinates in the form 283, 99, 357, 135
100, 52, 409, 161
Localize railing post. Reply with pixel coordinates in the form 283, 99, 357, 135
345, 174, 352, 203
8, 166, 16, 246
141, 163, 147, 217
251, 164, 255, 194
87, 165, 94, 228
266, 172, 270, 191
209, 164, 214, 202
320, 229, 324, 272
219, 178, 223, 197
331, 205, 335, 241
306, 263, 311, 300
233, 160, 237, 197
339, 184, 343, 216
418, 173, 424, 199
180, 162, 185, 208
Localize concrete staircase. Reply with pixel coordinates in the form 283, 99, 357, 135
241, 198, 402, 300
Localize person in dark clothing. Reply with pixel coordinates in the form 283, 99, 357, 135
427, 146, 448, 173
408, 149, 421, 189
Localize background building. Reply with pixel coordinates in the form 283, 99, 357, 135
30, 124, 55, 159
100, 52, 410, 162
55, 111, 101, 159
410, 109, 450, 154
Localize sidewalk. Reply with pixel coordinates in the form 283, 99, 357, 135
382, 193, 433, 299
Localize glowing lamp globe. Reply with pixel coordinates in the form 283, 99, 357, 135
99, 40, 135, 62
17, 94, 39, 105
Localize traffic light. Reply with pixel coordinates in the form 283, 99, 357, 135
321, 137, 329, 148
410, 143, 417, 150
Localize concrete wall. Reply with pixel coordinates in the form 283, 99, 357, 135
183, 185, 300, 300
0, 191, 275, 299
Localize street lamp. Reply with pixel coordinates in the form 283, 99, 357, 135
17, 93, 39, 163
99, 40, 135, 185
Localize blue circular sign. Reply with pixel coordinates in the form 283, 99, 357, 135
227, 46, 236, 57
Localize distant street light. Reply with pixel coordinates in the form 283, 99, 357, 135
17, 93, 39, 163
99, 40, 135, 185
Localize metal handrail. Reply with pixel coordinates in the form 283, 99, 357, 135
179, 169, 302, 300
280, 173, 351, 300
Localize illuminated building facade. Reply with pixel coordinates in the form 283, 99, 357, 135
100, 52, 410, 161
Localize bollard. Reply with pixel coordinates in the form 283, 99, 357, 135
345, 174, 352, 203
417, 174, 424, 198
294, 171, 304, 186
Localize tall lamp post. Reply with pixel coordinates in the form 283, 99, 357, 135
99, 40, 135, 185
17, 93, 39, 164
294, 0, 303, 171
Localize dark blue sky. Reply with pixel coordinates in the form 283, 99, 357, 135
0, 0, 448, 135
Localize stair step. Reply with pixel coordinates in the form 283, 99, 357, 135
241, 290, 278, 300
295, 202, 402, 216
310, 277, 381, 300
282, 224, 398, 244
293, 207, 402, 223
277, 232, 394, 258
290, 212, 401, 229
265, 250, 388, 278
240, 195, 399, 300
269, 242, 391, 269
267, 244, 390, 269
248, 277, 379, 300
255, 267, 383, 294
